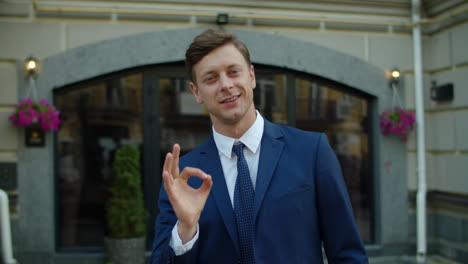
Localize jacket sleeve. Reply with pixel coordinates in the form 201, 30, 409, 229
148, 182, 199, 264
315, 133, 369, 264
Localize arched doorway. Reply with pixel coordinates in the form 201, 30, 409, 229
54, 62, 374, 249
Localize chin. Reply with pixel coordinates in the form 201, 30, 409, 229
217, 112, 243, 125
223, 115, 242, 124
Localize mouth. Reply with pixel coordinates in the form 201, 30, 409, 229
220, 95, 240, 104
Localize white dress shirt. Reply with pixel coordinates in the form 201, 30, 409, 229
169, 111, 264, 255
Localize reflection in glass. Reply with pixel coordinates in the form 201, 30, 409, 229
296, 78, 372, 243
55, 73, 143, 248
255, 73, 287, 124
159, 77, 211, 161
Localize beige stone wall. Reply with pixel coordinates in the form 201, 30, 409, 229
0, 61, 19, 161
406, 21, 468, 196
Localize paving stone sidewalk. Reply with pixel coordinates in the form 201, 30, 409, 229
369, 255, 462, 264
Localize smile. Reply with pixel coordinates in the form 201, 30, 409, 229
221, 95, 240, 104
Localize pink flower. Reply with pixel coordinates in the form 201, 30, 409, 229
39, 98, 51, 107
9, 98, 60, 132
379, 107, 415, 142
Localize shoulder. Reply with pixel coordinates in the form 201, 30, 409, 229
265, 120, 324, 143
263, 121, 330, 158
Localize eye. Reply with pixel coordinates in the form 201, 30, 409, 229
230, 69, 240, 75
204, 76, 217, 83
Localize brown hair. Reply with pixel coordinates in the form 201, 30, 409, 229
185, 29, 251, 83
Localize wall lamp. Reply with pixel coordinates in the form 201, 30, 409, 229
25, 56, 39, 78
216, 13, 229, 25
390, 68, 400, 87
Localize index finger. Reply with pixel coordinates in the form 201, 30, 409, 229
179, 167, 209, 182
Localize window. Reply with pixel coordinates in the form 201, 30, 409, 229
296, 77, 373, 242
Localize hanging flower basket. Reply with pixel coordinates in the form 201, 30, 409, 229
9, 98, 60, 132
379, 107, 415, 142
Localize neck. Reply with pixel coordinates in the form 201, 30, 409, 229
212, 106, 256, 139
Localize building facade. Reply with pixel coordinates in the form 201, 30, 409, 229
0, 0, 467, 263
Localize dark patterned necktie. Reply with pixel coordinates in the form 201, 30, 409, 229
232, 144, 255, 264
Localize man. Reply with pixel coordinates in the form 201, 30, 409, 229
149, 29, 368, 264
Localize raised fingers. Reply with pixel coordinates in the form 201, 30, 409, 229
171, 144, 181, 179
163, 152, 173, 178
162, 170, 173, 189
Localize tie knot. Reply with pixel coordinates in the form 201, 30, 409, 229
232, 143, 245, 158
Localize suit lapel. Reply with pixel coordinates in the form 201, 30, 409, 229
253, 120, 284, 223
199, 136, 240, 255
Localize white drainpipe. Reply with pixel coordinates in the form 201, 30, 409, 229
0, 189, 17, 264
411, 0, 427, 262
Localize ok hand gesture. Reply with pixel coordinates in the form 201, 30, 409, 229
162, 144, 213, 243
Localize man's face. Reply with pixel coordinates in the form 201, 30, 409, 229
189, 44, 256, 127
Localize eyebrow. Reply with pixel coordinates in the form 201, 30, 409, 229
200, 70, 216, 79
227, 64, 242, 69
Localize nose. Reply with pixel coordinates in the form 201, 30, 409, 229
219, 73, 233, 91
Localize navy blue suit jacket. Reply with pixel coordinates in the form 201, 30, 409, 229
150, 120, 368, 263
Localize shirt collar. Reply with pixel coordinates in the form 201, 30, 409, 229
212, 110, 264, 159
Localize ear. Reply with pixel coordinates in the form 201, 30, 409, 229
189, 82, 203, 104
249, 64, 256, 90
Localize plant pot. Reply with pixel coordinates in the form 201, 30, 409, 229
25, 124, 46, 147
105, 236, 146, 264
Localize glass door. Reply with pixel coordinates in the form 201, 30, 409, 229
56, 72, 144, 249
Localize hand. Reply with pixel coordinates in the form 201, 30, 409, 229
162, 144, 213, 244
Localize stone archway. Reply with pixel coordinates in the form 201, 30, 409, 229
36, 28, 387, 98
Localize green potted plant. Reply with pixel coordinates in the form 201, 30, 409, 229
105, 144, 147, 264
